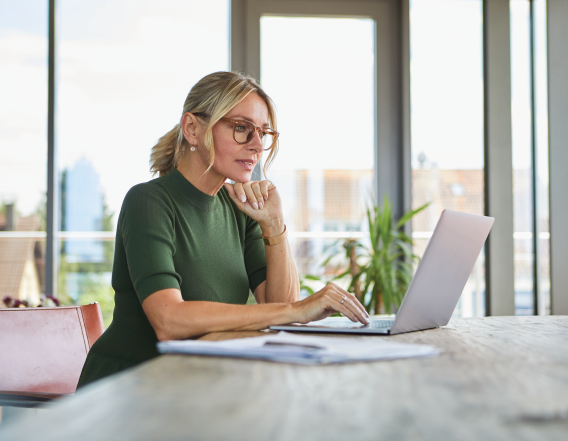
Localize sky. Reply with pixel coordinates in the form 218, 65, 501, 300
0, 0, 549, 224
0, 0, 229, 219
0, 0, 48, 215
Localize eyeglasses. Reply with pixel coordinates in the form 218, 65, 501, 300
219, 117, 279, 151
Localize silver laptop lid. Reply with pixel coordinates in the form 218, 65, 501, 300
389, 210, 494, 334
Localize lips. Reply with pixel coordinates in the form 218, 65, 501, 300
236, 159, 257, 171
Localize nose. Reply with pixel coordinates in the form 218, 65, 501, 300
247, 129, 263, 153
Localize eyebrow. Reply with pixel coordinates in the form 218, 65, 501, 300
229, 114, 270, 127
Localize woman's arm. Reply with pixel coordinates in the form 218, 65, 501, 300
142, 283, 370, 341
142, 179, 368, 341
253, 216, 298, 304
224, 181, 299, 304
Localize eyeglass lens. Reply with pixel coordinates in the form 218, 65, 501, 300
234, 121, 274, 148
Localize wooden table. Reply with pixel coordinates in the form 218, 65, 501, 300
1, 316, 567, 440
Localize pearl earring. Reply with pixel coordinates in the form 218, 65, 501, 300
190, 146, 196, 151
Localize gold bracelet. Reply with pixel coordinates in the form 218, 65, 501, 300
262, 225, 287, 246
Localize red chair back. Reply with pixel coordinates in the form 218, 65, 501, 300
0, 303, 104, 395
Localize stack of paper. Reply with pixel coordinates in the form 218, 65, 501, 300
157, 332, 441, 365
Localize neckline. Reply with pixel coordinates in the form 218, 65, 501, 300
165, 168, 221, 212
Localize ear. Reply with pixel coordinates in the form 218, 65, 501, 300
180, 112, 200, 146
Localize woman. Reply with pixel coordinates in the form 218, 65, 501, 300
78, 72, 369, 387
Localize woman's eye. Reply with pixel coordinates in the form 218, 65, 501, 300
235, 124, 247, 132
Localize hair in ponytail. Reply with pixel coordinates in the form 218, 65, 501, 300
150, 71, 278, 177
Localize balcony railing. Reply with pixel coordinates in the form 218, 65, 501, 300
0, 231, 551, 240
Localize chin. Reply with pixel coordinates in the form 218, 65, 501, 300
230, 171, 253, 183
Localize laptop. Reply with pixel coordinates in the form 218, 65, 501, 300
270, 210, 494, 335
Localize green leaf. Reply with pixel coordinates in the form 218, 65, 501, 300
395, 202, 430, 230
302, 286, 315, 295
333, 269, 351, 280
300, 192, 431, 314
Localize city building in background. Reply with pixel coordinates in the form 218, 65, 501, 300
0, 205, 44, 307
0, 0, 47, 306
61, 157, 104, 263
286, 165, 489, 317
281, 169, 373, 277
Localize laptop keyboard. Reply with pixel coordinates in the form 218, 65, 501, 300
368, 319, 395, 329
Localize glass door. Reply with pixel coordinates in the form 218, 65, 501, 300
410, 0, 485, 317
260, 16, 375, 281
238, 0, 400, 296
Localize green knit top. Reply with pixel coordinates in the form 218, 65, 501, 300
77, 168, 267, 387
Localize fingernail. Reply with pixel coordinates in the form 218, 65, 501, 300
240, 195, 246, 203
258, 202, 264, 210
252, 202, 258, 210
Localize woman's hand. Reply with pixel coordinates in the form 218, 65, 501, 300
224, 180, 283, 233
291, 283, 370, 325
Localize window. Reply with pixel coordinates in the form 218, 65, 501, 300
410, 0, 485, 317
510, 0, 550, 315
57, 1, 229, 325
0, 0, 48, 307
2, 0, 559, 318
260, 16, 375, 286
0, 0, 229, 322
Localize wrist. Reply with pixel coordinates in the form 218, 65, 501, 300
259, 217, 285, 237
282, 302, 300, 324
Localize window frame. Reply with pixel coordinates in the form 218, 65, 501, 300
37, 0, 567, 315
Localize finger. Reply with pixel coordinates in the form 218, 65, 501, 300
242, 182, 259, 210
328, 283, 370, 319
262, 179, 276, 199
320, 284, 366, 324
223, 183, 241, 204
328, 298, 361, 323
251, 183, 264, 209
224, 183, 255, 216
346, 292, 370, 318
338, 295, 370, 325
329, 283, 369, 318
260, 180, 271, 201
233, 182, 247, 203
327, 285, 370, 323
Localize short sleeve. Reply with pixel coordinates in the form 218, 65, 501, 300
119, 184, 181, 303
243, 216, 267, 292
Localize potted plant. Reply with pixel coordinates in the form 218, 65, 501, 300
306, 195, 428, 315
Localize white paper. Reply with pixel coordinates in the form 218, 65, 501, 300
157, 332, 441, 365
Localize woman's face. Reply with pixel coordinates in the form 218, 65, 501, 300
202, 92, 269, 184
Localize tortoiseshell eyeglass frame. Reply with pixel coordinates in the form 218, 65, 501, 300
219, 117, 279, 151
191, 113, 279, 151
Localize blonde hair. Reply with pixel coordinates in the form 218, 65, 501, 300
150, 71, 278, 177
